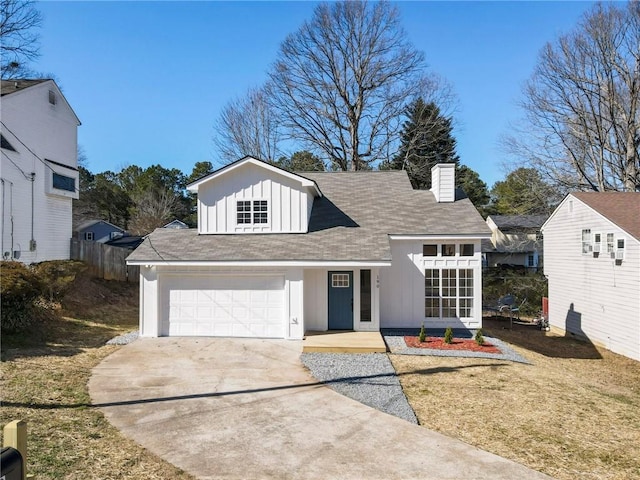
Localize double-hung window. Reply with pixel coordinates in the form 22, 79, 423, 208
237, 200, 268, 225
581, 229, 592, 254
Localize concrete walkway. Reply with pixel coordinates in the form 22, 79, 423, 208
89, 337, 552, 480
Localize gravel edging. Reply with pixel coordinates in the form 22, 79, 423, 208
300, 352, 418, 424
383, 331, 530, 364
106, 330, 139, 345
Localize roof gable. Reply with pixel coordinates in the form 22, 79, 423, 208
1, 79, 81, 126
571, 192, 640, 241
187, 156, 321, 196
75, 219, 125, 233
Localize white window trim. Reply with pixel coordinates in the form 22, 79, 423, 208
606, 233, 615, 255
592, 233, 602, 253
615, 238, 625, 261
85, 232, 94, 241
331, 273, 350, 288
236, 199, 270, 227
581, 229, 592, 255
424, 267, 474, 319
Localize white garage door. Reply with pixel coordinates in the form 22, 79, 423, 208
162, 275, 285, 337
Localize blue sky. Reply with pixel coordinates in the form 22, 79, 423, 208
35, 0, 597, 188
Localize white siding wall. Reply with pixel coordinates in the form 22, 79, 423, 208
0, 81, 79, 263
430, 163, 455, 203
197, 163, 312, 234
543, 197, 640, 361
380, 239, 483, 329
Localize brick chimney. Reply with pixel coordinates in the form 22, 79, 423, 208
431, 163, 456, 203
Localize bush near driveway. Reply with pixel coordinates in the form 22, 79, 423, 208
391, 318, 640, 480
0, 269, 195, 480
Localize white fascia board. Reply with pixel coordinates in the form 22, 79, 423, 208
540, 193, 571, 233
389, 233, 491, 241
187, 156, 322, 196
128, 259, 392, 267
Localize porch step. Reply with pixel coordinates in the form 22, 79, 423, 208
302, 331, 387, 353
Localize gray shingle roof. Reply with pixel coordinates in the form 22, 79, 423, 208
489, 215, 548, 232
128, 170, 491, 263
572, 192, 640, 241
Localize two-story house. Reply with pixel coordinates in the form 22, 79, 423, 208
542, 192, 640, 361
1, 79, 81, 263
484, 215, 546, 270
127, 157, 491, 339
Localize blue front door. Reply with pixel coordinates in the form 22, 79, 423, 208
328, 271, 353, 330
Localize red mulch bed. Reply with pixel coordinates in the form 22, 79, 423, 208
404, 336, 502, 354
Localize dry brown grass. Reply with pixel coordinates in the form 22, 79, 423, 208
391, 317, 640, 480
1, 272, 195, 480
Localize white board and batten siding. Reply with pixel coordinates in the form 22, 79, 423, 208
196, 162, 314, 234
543, 197, 640, 361
139, 265, 305, 340
380, 239, 484, 329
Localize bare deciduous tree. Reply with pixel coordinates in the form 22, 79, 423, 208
214, 86, 281, 164
0, 0, 42, 78
129, 189, 176, 235
267, 1, 431, 171
506, 2, 640, 192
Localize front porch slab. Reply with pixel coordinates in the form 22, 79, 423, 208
302, 331, 387, 353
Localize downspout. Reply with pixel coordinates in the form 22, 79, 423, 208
10, 179, 14, 258
30, 172, 35, 251
0, 178, 4, 257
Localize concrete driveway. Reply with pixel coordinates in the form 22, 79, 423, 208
89, 337, 552, 480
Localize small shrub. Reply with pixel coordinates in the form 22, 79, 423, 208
1, 261, 43, 332
474, 329, 485, 346
418, 323, 426, 343
444, 327, 454, 344
32, 260, 86, 301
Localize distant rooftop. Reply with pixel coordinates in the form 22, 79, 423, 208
489, 215, 547, 232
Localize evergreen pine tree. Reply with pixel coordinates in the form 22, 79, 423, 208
382, 99, 459, 189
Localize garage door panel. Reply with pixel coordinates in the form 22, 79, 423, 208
163, 275, 285, 338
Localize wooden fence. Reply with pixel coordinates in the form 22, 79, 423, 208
70, 239, 139, 283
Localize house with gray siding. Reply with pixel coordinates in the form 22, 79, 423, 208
541, 192, 640, 361
75, 219, 125, 243
127, 157, 491, 339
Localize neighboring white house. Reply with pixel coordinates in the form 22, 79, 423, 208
1, 79, 81, 263
128, 157, 491, 339
484, 215, 546, 270
541, 192, 640, 361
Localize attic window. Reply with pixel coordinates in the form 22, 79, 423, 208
49, 90, 56, 105
236, 200, 268, 225
1, 134, 16, 151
